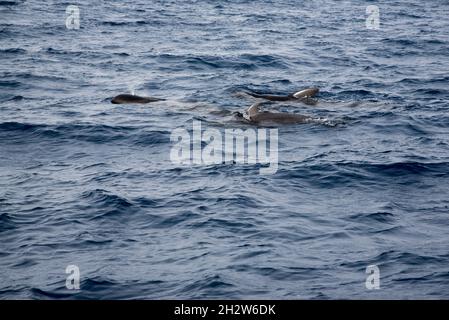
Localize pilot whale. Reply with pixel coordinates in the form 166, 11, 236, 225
234, 102, 312, 125
111, 94, 165, 104
245, 87, 319, 102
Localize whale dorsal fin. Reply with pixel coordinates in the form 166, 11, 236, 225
293, 88, 319, 99
246, 102, 263, 118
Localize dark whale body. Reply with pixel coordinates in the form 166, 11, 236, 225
111, 94, 165, 104
250, 111, 310, 124
234, 102, 311, 125
246, 88, 319, 102
234, 111, 311, 124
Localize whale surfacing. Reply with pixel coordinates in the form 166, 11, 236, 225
235, 102, 311, 125
111, 94, 165, 104
292, 88, 319, 99
245, 87, 319, 102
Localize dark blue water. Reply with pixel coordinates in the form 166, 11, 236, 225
1, 0, 449, 299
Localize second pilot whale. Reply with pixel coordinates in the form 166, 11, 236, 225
245, 87, 319, 102
111, 94, 165, 104
234, 102, 312, 125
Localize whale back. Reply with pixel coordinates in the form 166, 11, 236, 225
292, 88, 319, 99
252, 112, 310, 124
111, 94, 164, 104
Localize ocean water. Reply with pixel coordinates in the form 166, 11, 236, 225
1, 0, 449, 299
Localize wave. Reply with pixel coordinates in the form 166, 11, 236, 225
155, 53, 288, 70
0, 1, 21, 5
0, 213, 16, 232
411, 88, 449, 96
101, 20, 154, 27
373, 250, 448, 266
0, 80, 22, 88
81, 189, 134, 218
0, 48, 26, 54
30, 277, 168, 299
180, 274, 236, 298
0, 95, 24, 102
0, 122, 46, 131
347, 211, 395, 224
275, 161, 449, 184
0, 121, 170, 145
